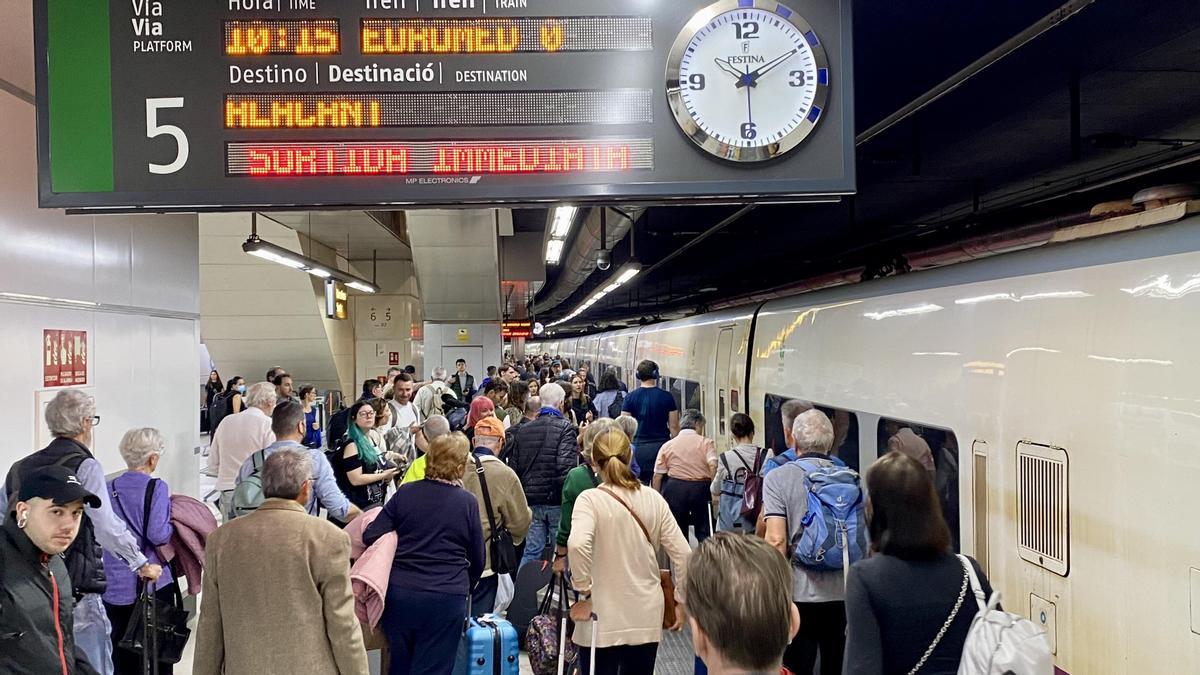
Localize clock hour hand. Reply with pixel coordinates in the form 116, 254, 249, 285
714, 57, 745, 83
738, 49, 799, 88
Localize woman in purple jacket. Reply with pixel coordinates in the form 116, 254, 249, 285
102, 428, 176, 675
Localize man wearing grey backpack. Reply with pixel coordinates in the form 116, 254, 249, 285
234, 401, 361, 523
761, 409, 850, 675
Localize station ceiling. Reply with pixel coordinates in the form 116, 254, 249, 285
536, 0, 1200, 330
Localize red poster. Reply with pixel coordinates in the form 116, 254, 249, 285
43, 329, 88, 388
43, 330, 60, 387
388, 351, 400, 366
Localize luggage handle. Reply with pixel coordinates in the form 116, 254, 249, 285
141, 578, 159, 675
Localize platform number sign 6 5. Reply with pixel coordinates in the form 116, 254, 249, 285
146, 98, 189, 175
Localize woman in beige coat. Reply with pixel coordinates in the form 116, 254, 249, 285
568, 428, 691, 674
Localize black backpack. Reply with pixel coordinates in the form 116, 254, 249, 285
606, 391, 625, 419
208, 391, 234, 435
326, 405, 353, 451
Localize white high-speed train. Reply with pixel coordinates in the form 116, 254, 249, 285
531, 205, 1200, 672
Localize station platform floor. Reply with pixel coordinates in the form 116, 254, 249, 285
189, 451, 699, 675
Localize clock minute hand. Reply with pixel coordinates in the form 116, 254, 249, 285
740, 49, 799, 87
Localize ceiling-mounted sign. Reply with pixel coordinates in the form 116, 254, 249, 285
33, 0, 853, 211
457, 328, 471, 343
533, 322, 545, 336
325, 279, 349, 320
502, 320, 533, 339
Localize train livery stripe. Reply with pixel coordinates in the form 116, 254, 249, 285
47, 0, 114, 193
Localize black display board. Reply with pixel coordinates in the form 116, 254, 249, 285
34, 0, 853, 210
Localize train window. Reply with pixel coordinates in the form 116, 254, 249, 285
877, 418, 961, 552
599, 362, 624, 387
762, 394, 860, 470
660, 375, 702, 413
731, 389, 740, 412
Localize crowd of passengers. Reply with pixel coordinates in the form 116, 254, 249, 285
2, 355, 994, 675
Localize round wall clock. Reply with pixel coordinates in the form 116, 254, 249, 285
666, 0, 830, 162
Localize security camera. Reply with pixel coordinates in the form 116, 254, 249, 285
596, 249, 612, 271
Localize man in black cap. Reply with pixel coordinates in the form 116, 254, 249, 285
1, 465, 104, 675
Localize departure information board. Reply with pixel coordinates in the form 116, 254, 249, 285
34, 0, 853, 211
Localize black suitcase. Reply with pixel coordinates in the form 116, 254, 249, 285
508, 559, 553, 648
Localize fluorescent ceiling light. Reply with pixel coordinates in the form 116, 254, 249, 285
54, 298, 100, 307
550, 206, 578, 238
545, 239, 565, 264
603, 283, 621, 293
616, 267, 640, 284
243, 235, 379, 293
247, 247, 306, 269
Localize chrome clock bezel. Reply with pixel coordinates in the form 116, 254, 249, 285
666, 0, 831, 163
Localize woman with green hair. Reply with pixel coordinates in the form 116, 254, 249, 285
335, 401, 399, 512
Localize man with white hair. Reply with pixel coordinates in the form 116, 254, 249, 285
761, 409, 846, 675
414, 366, 456, 420
209, 381, 277, 520
195, 449, 368, 675
461, 416, 531, 612
1, 389, 163, 675
507, 382, 579, 569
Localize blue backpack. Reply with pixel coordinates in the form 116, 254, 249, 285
793, 460, 868, 575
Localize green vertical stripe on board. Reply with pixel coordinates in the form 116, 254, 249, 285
48, 0, 114, 193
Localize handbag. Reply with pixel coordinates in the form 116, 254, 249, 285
595, 487, 677, 629
472, 453, 519, 575
115, 478, 192, 665
526, 573, 578, 675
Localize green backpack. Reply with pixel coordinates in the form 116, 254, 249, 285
231, 449, 268, 518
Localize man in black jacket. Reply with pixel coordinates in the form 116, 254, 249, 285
1, 465, 104, 675
507, 383, 578, 569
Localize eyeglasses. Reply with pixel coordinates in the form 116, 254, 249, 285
89, 416, 100, 427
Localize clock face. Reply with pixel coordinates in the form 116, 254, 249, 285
666, 0, 830, 163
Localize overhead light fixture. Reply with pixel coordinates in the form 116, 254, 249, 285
548, 262, 642, 328
242, 234, 379, 294
544, 205, 580, 266
545, 239, 565, 264
550, 206, 578, 238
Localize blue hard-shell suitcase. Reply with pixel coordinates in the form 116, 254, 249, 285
454, 613, 520, 675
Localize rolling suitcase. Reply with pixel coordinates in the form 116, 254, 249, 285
509, 559, 553, 647
454, 613, 520, 675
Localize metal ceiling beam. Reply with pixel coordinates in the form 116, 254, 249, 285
856, 0, 1098, 146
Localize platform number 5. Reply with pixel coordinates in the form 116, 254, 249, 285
146, 98, 189, 175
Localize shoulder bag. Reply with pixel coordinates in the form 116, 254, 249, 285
115, 478, 192, 665
595, 486, 677, 629
471, 454, 519, 575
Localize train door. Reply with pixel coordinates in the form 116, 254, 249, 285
714, 327, 734, 453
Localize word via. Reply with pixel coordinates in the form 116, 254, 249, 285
131, 0, 163, 37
